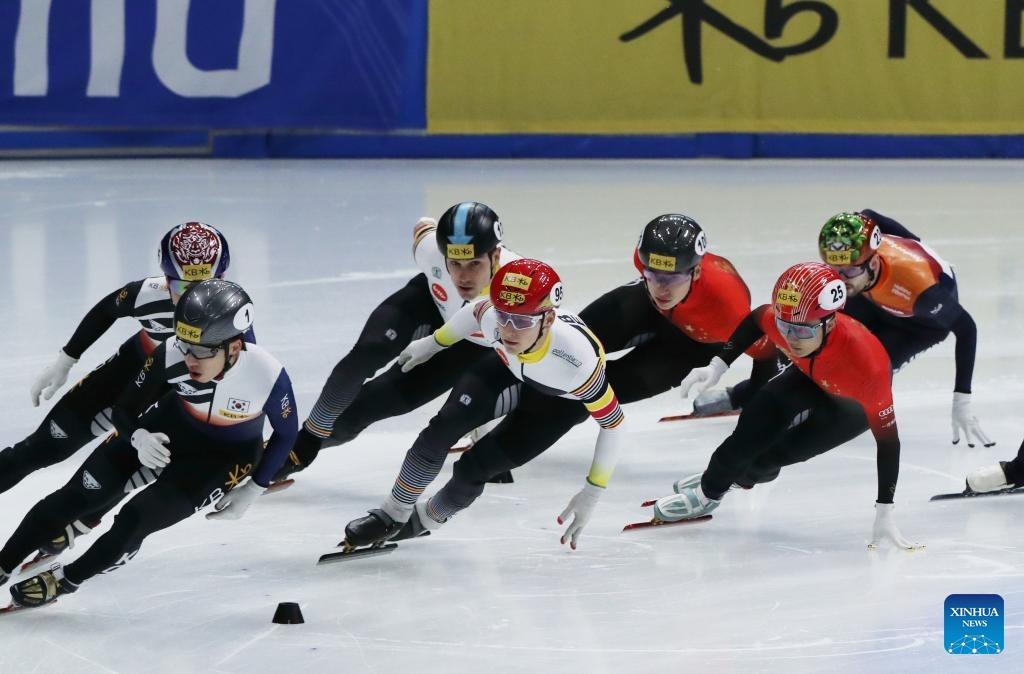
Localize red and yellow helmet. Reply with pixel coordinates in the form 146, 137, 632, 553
772, 262, 847, 323
489, 259, 563, 315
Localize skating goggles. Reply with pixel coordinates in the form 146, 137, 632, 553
494, 309, 543, 330
775, 317, 822, 341
166, 278, 194, 296
175, 340, 221, 359
642, 268, 694, 287
833, 261, 870, 280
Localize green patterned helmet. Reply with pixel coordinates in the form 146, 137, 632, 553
818, 212, 882, 267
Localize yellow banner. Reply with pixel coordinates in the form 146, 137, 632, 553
428, 0, 1024, 134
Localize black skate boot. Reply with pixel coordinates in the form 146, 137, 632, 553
9, 566, 78, 609
269, 429, 326, 489
318, 510, 405, 565
392, 502, 442, 542
21, 519, 96, 574
343, 509, 402, 548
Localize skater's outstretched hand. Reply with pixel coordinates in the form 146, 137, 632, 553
678, 356, 728, 400
558, 481, 604, 550
398, 336, 446, 372
868, 502, 924, 551
30, 350, 78, 407
207, 478, 264, 520
951, 393, 994, 448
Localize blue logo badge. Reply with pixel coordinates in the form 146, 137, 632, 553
945, 594, 1003, 655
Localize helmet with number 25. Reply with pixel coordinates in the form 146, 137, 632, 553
772, 262, 847, 324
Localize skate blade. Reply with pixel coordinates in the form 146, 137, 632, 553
658, 410, 739, 423
622, 515, 712, 532
0, 600, 57, 615
18, 553, 57, 576
449, 444, 471, 454
317, 543, 398, 565
930, 486, 1024, 501
264, 479, 295, 495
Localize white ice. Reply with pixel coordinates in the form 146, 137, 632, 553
0, 159, 1022, 673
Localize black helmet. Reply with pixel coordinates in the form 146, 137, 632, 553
436, 202, 503, 260
637, 214, 707, 273
174, 279, 254, 346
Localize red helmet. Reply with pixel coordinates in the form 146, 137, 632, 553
818, 212, 882, 267
489, 259, 563, 314
772, 262, 847, 323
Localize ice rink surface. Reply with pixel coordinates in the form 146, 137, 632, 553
0, 159, 1022, 673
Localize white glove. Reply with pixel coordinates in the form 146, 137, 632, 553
130, 429, 171, 470
678, 356, 729, 400
30, 350, 78, 407
557, 481, 604, 550
398, 336, 446, 373
206, 478, 265, 520
951, 392, 994, 448
868, 502, 923, 551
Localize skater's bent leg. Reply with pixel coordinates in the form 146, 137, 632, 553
305, 275, 438, 438
63, 479, 194, 585
0, 436, 136, 573
327, 343, 480, 449
383, 358, 516, 522
427, 395, 583, 521
701, 369, 823, 499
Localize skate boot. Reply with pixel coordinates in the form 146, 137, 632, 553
966, 462, 1016, 494
343, 509, 403, 549
692, 387, 736, 417
271, 452, 304, 483
0, 568, 9, 588
654, 486, 721, 523
672, 472, 703, 494
9, 565, 78, 608
392, 501, 444, 542
21, 520, 95, 574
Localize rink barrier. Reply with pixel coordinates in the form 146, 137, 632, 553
3, 129, 1024, 159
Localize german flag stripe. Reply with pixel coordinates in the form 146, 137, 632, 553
594, 406, 625, 429
412, 223, 436, 255
583, 386, 616, 415
572, 363, 606, 401
473, 300, 493, 322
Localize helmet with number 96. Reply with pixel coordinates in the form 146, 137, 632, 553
489, 259, 563, 315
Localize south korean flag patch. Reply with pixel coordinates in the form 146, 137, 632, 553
227, 398, 251, 414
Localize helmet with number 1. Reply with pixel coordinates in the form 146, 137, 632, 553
159, 222, 231, 282
637, 214, 707, 273
174, 280, 254, 347
818, 212, 882, 267
436, 202, 503, 261
489, 259, 563, 315
772, 262, 847, 324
